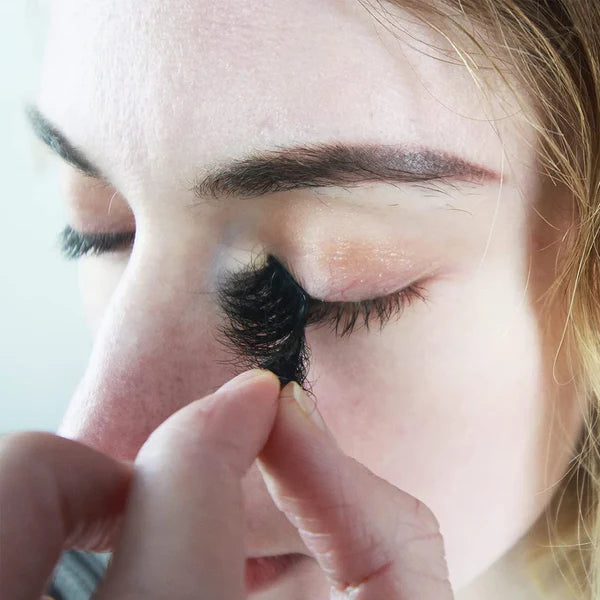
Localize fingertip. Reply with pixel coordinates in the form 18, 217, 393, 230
142, 368, 281, 476
217, 368, 279, 393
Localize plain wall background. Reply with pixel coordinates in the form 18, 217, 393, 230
1, 1, 93, 434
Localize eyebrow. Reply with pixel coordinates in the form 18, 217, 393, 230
26, 105, 500, 200
26, 105, 103, 179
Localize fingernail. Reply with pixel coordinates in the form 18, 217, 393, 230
217, 369, 271, 393
281, 382, 329, 433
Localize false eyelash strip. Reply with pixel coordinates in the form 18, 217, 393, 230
214, 254, 316, 391
212, 253, 426, 392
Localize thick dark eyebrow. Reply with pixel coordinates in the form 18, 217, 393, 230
192, 143, 499, 201
26, 105, 103, 179
26, 105, 500, 199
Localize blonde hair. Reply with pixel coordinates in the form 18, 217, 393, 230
358, 1, 600, 597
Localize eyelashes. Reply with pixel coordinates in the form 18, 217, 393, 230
215, 254, 313, 388
214, 254, 427, 389
304, 283, 427, 337
58, 225, 135, 259
58, 225, 428, 389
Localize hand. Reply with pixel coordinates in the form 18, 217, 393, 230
0, 369, 281, 600
0, 369, 453, 599
258, 381, 454, 599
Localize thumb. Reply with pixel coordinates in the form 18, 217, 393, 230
257, 382, 454, 600
92, 369, 281, 600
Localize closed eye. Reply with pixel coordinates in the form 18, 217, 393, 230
305, 284, 428, 336
57, 224, 430, 339
57, 225, 135, 259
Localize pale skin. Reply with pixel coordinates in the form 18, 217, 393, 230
0, 0, 586, 598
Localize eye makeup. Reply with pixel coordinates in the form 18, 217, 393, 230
282, 236, 437, 302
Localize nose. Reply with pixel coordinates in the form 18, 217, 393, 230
58, 237, 246, 461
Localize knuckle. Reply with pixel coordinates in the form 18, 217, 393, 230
390, 494, 446, 553
411, 496, 441, 532
390, 497, 450, 584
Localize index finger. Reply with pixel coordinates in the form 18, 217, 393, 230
0, 431, 132, 600
92, 369, 280, 600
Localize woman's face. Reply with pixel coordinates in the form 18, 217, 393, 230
37, 0, 584, 595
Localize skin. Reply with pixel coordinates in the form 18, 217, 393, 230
6, 0, 587, 597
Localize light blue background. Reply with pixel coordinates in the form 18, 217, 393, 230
1, 1, 92, 434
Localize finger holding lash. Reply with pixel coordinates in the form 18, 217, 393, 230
257, 382, 454, 600
92, 369, 281, 600
0, 369, 281, 600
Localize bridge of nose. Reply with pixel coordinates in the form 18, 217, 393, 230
57, 244, 252, 461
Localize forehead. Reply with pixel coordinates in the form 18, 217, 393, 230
38, 0, 520, 198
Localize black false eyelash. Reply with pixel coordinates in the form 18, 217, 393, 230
214, 254, 427, 390
214, 254, 314, 390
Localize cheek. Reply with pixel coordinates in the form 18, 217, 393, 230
306, 267, 545, 467
78, 255, 130, 335
305, 263, 570, 590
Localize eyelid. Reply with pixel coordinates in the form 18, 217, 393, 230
59, 167, 135, 232
282, 242, 440, 303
